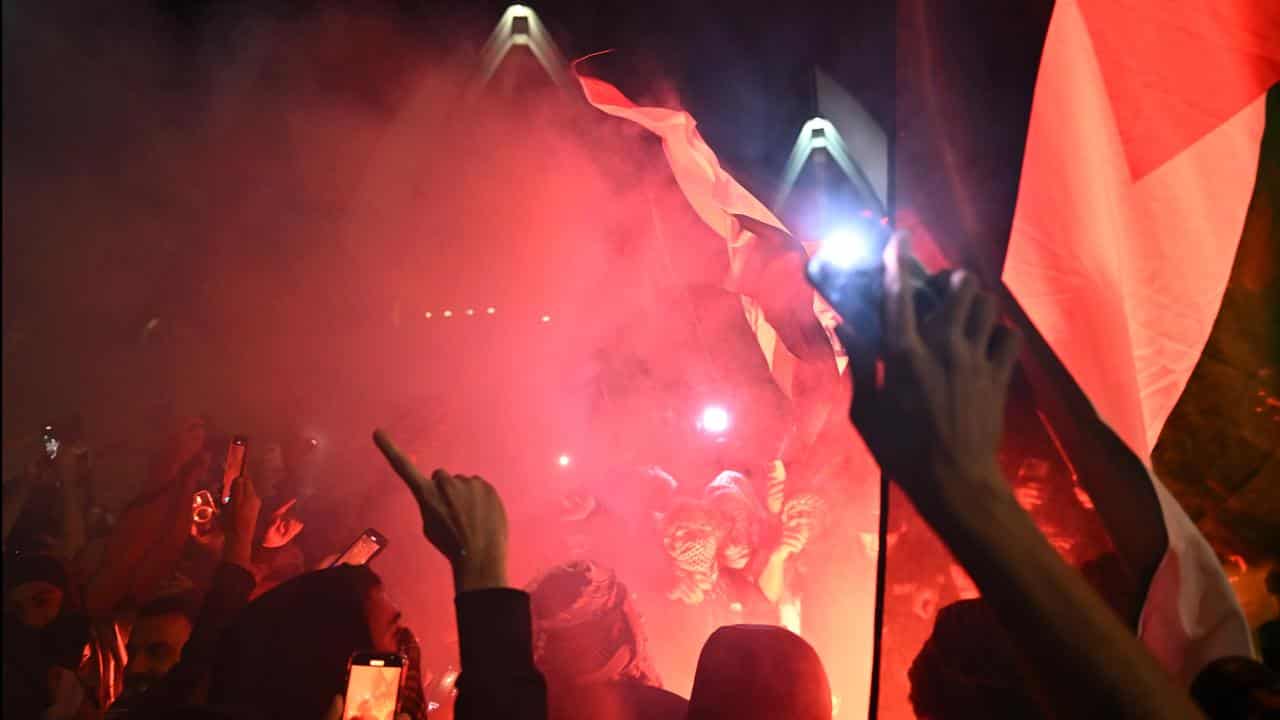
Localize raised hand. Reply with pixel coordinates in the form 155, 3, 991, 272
224, 473, 263, 569
261, 498, 305, 549
373, 429, 509, 592
836, 233, 1022, 520
777, 526, 809, 557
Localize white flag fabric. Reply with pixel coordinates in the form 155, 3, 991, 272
1005, 0, 1275, 682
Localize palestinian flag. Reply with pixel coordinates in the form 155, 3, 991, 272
892, 0, 1275, 717
1002, 0, 1277, 686
576, 1, 1274, 717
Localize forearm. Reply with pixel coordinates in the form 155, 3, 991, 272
96, 485, 192, 608
757, 549, 789, 605
127, 491, 195, 601
453, 588, 547, 720
921, 480, 1202, 720
87, 486, 181, 613
1008, 296, 1167, 603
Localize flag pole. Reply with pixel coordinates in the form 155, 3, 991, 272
867, 4, 896, 717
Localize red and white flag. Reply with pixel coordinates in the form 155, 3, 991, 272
573, 59, 842, 443
1005, 0, 1277, 683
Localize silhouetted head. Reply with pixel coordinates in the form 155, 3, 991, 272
1190, 655, 1280, 720
209, 565, 401, 720
908, 599, 1042, 719
528, 560, 660, 689
687, 625, 831, 720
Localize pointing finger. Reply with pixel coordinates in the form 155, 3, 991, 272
374, 429, 433, 506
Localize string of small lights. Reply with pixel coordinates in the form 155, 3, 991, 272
421, 308, 556, 324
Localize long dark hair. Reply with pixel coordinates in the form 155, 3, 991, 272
208, 565, 382, 720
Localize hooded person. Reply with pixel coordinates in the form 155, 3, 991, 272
907, 599, 1043, 719
206, 565, 393, 720
702, 472, 770, 575
527, 561, 685, 720
686, 624, 831, 720
3, 551, 91, 718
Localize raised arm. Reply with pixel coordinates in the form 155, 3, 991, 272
835, 235, 1203, 719
999, 286, 1167, 625
137, 472, 261, 711
53, 446, 91, 564
85, 451, 207, 616
374, 430, 547, 720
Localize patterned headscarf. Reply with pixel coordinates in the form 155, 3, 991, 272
704, 472, 767, 568
527, 561, 661, 689
661, 499, 725, 583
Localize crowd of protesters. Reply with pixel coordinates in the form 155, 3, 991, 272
6, 240, 1278, 719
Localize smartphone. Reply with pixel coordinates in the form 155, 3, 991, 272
342, 652, 405, 720
193, 489, 217, 525
331, 529, 389, 568
42, 425, 60, 461
221, 435, 248, 505
805, 216, 945, 342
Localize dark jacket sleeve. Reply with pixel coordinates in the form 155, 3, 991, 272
453, 588, 547, 720
135, 563, 255, 711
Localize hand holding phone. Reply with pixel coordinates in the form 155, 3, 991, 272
221, 436, 248, 505
330, 529, 388, 568
343, 652, 405, 720
222, 474, 263, 568
806, 224, 946, 343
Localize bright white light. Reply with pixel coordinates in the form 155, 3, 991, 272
699, 405, 731, 434
486, 307, 496, 315
424, 311, 433, 319
442, 309, 453, 318
817, 226, 876, 271
557, 454, 571, 467
540, 314, 552, 323
466, 308, 475, 316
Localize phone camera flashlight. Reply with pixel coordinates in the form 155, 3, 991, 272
698, 406, 731, 434
193, 504, 214, 524
816, 226, 877, 271
557, 454, 571, 468
42, 425, 60, 460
